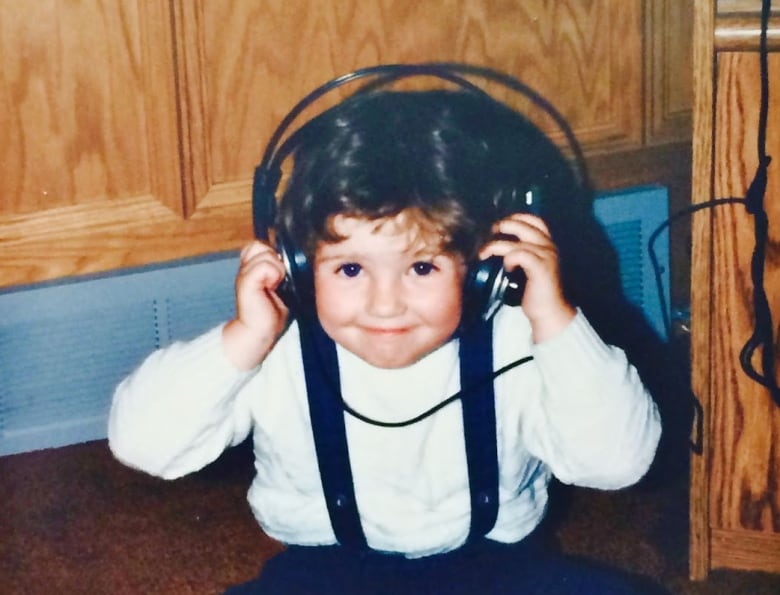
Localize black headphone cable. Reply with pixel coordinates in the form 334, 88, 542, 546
318, 349, 534, 429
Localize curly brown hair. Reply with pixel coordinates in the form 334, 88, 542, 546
277, 89, 576, 262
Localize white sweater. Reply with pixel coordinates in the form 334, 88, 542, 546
108, 307, 661, 558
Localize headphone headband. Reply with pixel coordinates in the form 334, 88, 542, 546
252, 62, 590, 323
252, 62, 591, 240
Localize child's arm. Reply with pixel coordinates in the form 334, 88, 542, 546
108, 326, 256, 479
109, 240, 290, 479
484, 214, 661, 487
522, 311, 661, 488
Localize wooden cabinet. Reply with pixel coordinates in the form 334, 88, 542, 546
0, 0, 692, 289
690, 0, 780, 579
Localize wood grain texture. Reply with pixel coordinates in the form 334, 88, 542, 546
0, 196, 251, 285
718, 0, 780, 15
177, 0, 645, 214
1, 0, 693, 288
644, 0, 694, 145
711, 528, 780, 573
690, 14, 780, 574
689, 0, 716, 579
710, 52, 780, 534
0, 0, 187, 285
715, 1, 780, 51
0, 1, 181, 217
715, 14, 780, 51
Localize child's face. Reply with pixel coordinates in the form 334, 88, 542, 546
313, 211, 466, 369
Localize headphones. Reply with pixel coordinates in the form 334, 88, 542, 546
251, 62, 591, 324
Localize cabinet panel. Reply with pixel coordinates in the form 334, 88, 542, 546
0, 0, 185, 284
0, 1, 181, 215
177, 0, 644, 216
645, 0, 694, 144
1, 0, 691, 288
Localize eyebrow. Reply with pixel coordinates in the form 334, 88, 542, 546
314, 252, 352, 266
314, 245, 446, 265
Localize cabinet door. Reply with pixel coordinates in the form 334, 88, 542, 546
174, 0, 645, 234
0, 1, 197, 286
645, 0, 694, 145
3, 0, 678, 288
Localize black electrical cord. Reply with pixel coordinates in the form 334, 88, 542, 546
338, 355, 534, 428
738, 0, 780, 406
648, 197, 748, 339
648, 0, 779, 408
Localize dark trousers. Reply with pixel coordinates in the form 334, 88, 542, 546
224, 533, 667, 595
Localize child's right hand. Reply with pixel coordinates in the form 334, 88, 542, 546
222, 241, 290, 370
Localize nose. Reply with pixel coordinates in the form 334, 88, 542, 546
365, 275, 406, 318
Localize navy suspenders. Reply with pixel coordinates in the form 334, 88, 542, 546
459, 319, 500, 541
299, 321, 369, 549
299, 320, 499, 550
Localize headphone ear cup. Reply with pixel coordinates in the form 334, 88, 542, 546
275, 231, 314, 316
463, 256, 526, 324
463, 256, 505, 323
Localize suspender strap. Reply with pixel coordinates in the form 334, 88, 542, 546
299, 321, 368, 549
299, 319, 499, 549
459, 320, 500, 541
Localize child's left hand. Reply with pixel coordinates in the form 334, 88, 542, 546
479, 213, 576, 342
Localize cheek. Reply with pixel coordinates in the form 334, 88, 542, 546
443, 290, 465, 329
314, 275, 344, 324
314, 272, 365, 333
419, 276, 465, 330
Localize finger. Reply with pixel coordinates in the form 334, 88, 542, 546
240, 241, 261, 261
493, 214, 551, 242
479, 229, 554, 261
240, 240, 280, 263
240, 256, 287, 290
239, 252, 285, 285
501, 242, 557, 270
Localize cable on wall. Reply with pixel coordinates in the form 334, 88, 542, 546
649, 0, 779, 408
738, 0, 780, 406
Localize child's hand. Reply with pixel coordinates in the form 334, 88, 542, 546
479, 213, 576, 342
222, 241, 289, 370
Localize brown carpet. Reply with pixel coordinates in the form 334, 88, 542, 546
1, 439, 778, 595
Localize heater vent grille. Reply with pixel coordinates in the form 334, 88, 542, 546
593, 185, 670, 340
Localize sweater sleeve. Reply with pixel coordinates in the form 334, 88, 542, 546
521, 310, 662, 489
107, 324, 256, 480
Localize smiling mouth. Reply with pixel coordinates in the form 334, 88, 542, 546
363, 326, 409, 336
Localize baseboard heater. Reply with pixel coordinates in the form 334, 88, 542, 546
0, 185, 670, 456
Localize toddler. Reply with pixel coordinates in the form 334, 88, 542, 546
109, 88, 662, 594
